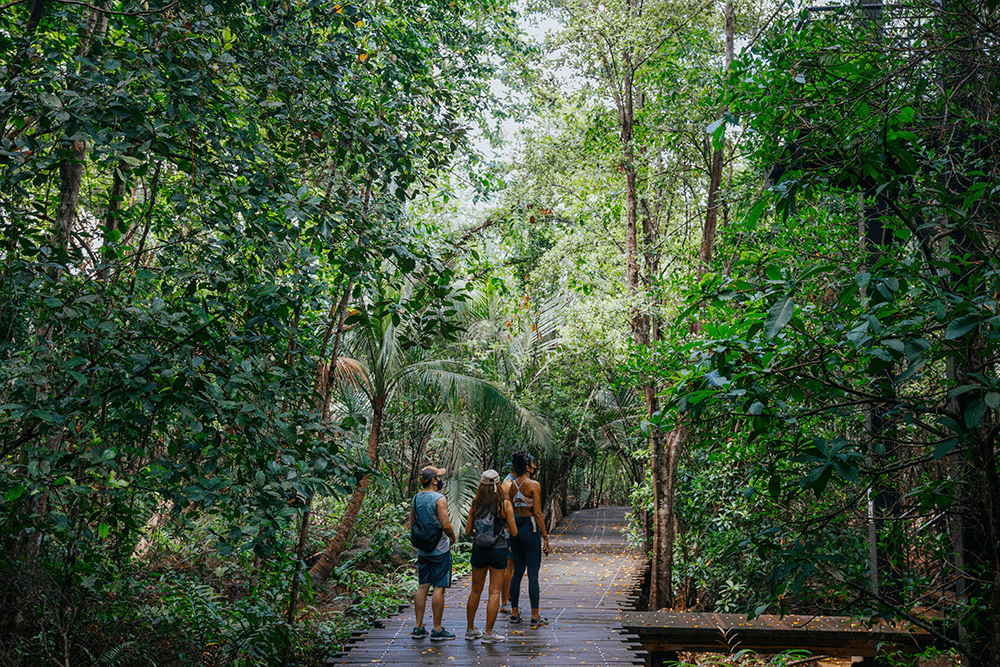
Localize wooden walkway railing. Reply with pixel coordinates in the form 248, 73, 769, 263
326, 506, 647, 667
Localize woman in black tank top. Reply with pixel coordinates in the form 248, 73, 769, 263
506, 452, 550, 627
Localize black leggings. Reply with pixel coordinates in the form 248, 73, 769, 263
509, 514, 541, 610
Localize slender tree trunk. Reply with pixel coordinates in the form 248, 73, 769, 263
309, 393, 384, 582
700, 0, 733, 275
650, 423, 686, 610
973, 427, 1000, 667
50, 140, 85, 279
319, 279, 353, 425
860, 193, 904, 604
98, 157, 132, 281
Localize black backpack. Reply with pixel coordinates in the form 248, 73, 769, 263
410, 495, 443, 552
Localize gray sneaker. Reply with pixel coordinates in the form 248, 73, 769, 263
481, 631, 506, 644
464, 628, 483, 640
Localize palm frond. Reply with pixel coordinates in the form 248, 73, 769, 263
439, 454, 482, 535
333, 357, 371, 394
406, 360, 552, 449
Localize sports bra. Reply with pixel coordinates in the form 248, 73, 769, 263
511, 477, 532, 509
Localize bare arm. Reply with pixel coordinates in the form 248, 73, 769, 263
503, 499, 518, 537
436, 496, 457, 544
465, 509, 475, 537
530, 480, 549, 553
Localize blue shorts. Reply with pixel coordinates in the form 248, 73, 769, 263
417, 551, 452, 588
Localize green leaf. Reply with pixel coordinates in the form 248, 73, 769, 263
31, 409, 57, 423
933, 440, 957, 459
705, 369, 730, 387
946, 314, 980, 340
965, 398, 986, 428
4, 485, 26, 503
985, 392, 1000, 409
764, 295, 795, 339
40, 92, 63, 108
98, 522, 110, 539
768, 475, 781, 501
739, 199, 767, 229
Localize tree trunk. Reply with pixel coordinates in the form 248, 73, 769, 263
699, 0, 733, 276
650, 423, 685, 610
319, 279, 354, 425
99, 157, 132, 281
50, 140, 86, 278
860, 193, 905, 603
309, 393, 384, 582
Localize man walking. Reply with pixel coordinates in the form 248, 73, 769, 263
409, 465, 457, 641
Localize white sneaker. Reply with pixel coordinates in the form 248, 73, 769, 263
464, 629, 483, 640
481, 631, 506, 644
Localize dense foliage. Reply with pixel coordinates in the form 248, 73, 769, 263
2, 0, 997, 664
1, 0, 528, 662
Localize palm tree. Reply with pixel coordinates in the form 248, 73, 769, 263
308, 293, 549, 582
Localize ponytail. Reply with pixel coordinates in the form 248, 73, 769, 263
512, 451, 532, 476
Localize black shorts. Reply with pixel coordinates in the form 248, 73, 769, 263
470, 544, 508, 570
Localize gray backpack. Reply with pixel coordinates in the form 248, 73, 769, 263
473, 510, 502, 549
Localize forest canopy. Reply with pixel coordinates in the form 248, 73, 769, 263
1, 0, 998, 664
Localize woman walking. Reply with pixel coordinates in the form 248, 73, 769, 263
465, 469, 518, 644
508, 451, 550, 627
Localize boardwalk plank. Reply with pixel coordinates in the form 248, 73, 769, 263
326, 506, 644, 667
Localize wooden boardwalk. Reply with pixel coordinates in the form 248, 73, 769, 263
327, 506, 647, 667
620, 610, 934, 659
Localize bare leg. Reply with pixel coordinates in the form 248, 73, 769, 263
414, 583, 431, 629
431, 586, 445, 631
466, 567, 487, 631
501, 558, 513, 607
485, 566, 505, 633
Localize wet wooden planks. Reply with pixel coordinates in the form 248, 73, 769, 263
619, 611, 935, 657
326, 506, 646, 667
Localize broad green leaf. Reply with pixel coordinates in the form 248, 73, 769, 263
768, 475, 781, 501
945, 314, 980, 340
40, 92, 62, 108
764, 295, 795, 339
933, 440, 957, 459
964, 398, 986, 428
705, 369, 730, 387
